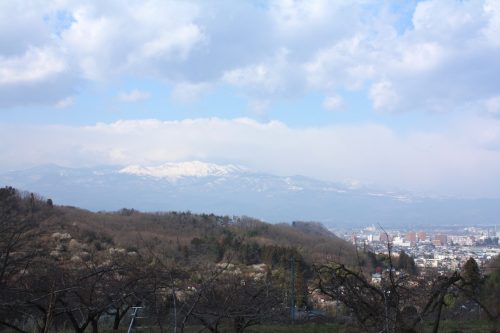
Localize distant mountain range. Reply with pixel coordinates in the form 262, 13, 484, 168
1, 162, 499, 228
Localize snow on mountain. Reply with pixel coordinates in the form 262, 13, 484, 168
1, 163, 499, 227
119, 161, 247, 180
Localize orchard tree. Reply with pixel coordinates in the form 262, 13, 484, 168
0, 187, 44, 332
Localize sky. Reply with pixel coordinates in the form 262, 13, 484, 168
1, 0, 500, 198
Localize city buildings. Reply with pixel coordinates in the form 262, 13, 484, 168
337, 225, 500, 272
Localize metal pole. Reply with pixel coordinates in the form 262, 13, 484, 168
127, 307, 141, 333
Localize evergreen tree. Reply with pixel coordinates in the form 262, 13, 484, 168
397, 250, 417, 275
462, 257, 481, 287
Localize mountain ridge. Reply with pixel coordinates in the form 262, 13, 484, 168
1, 162, 499, 227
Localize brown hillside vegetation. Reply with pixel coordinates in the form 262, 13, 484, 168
2, 187, 499, 333
0, 187, 356, 333
51, 205, 356, 265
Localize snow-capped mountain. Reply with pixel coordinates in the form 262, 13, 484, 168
0, 162, 498, 227
119, 161, 247, 180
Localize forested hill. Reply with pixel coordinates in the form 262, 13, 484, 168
3, 187, 500, 333
1, 186, 357, 332
1, 186, 356, 267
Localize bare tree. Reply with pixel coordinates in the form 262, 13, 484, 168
0, 187, 44, 332
53, 251, 139, 333
193, 273, 284, 332
0, 187, 39, 288
313, 239, 465, 333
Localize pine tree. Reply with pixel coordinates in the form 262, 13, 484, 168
462, 257, 481, 287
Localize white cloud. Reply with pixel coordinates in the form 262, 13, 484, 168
483, 0, 500, 46
0, 47, 66, 85
396, 42, 445, 73
117, 89, 151, 103
378, 0, 500, 112
269, 0, 366, 52
248, 100, 271, 114
270, 0, 333, 33
55, 96, 75, 109
0, 46, 77, 108
411, 0, 485, 41
59, 1, 205, 81
322, 95, 344, 111
134, 24, 202, 61
484, 95, 500, 115
221, 49, 304, 110
1, 0, 499, 113
223, 65, 270, 89
222, 50, 293, 96
171, 82, 211, 103
2, 117, 500, 198
305, 35, 377, 91
0, 1, 57, 55
0, 2, 77, 107
302, 0, 500, 113
369, 80, 399, 111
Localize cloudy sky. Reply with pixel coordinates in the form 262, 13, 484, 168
1, 0, 500, 198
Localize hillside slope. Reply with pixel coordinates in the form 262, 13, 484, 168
1, 186, 356, 266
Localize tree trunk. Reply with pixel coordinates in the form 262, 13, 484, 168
234, 316, 244, 333
113, 310, 120, 330
432, 295, 445, 333
91, 319, 99, 333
